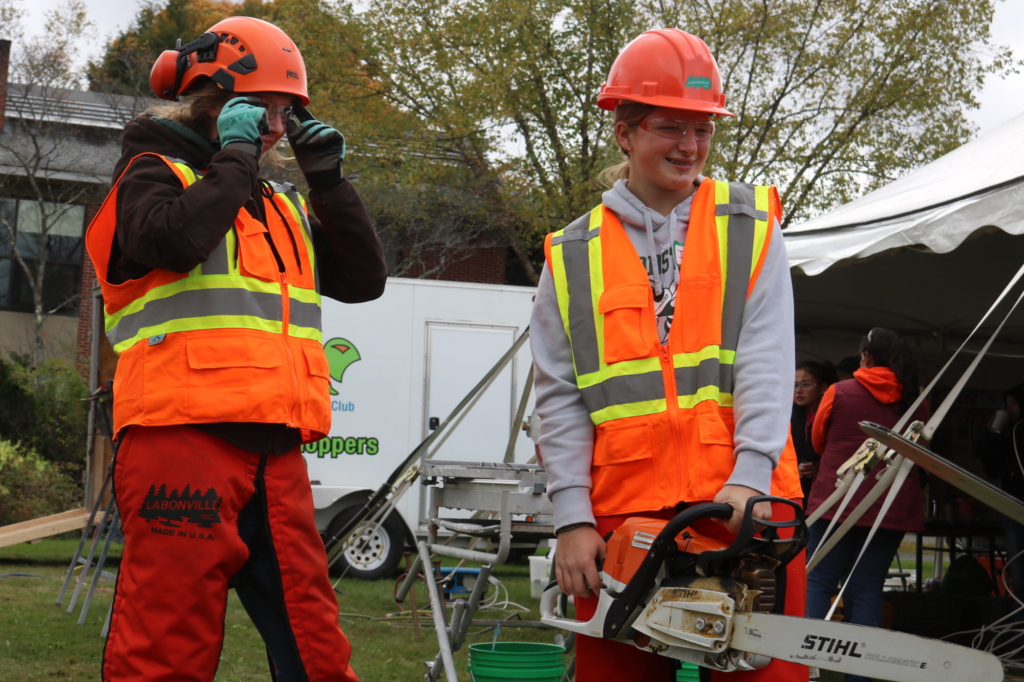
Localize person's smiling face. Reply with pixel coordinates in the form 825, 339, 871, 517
618, 107, 711, 195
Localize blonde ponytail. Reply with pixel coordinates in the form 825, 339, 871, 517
599, 100, 655, 187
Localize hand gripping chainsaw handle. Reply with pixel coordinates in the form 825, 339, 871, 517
540, 496, 808, 640
541, 502, 735, 638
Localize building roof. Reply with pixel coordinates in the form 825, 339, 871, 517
3, 83, 151, 130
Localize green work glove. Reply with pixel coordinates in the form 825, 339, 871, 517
217, 96, 269, 158
286, 114, 346, 175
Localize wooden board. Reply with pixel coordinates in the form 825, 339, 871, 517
0, 508, 106, 549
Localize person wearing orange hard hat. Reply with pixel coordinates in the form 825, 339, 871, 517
531, 29, 807, 681
86, 16, 384, 682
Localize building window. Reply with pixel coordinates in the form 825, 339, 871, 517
0, 198, 86, 316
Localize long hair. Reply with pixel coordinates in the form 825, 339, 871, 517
598, 100, 655, 187
146, 80, 288, 167
859, 328, 919, 410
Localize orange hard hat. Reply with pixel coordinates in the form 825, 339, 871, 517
150, 16, 309, 104
598, 29, 733, 117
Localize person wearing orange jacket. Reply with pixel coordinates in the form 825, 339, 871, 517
531, 29, 806, 682
85, 17, 384, 682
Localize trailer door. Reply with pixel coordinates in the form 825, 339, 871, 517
422, 321, 518, 460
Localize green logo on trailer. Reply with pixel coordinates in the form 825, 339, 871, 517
323, 337, 361, 395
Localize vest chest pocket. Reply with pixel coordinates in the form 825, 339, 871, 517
598, 283, 656, 364
235, 212, 280, 282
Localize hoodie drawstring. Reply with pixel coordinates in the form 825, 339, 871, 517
643, 208, 664, 301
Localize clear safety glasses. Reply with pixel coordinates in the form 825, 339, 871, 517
259, 101, 296, 121
640, 118, 716, 142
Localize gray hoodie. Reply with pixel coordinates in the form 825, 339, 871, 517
531, 179, 795, 530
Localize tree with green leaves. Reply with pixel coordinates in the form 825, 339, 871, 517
91, 0, 1014, 282
648, 0, 1016, 225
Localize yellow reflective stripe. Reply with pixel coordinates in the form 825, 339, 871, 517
678, 390, 734, 409
289, 286, 320, 305
577, 356, 661, 389
671, 345, 727, 368
172, 162, 198, 186
112, 316, 282, 354
588, 207, 606, 374
279, 193, 316, 274
590, 399, 668, 425
752, 185, 770, 277
288, 325, 323, 342
715, 180, 730, 306
549, 230, 571, 339
105, 275, 280, 330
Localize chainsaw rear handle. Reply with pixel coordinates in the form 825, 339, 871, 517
695, 495, 808, 574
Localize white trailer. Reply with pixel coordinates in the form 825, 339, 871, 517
304, 277, 537, 578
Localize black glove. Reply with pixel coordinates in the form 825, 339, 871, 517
286, 104, 346, 176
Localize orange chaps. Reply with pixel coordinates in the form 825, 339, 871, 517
102, 425, 359, 682
575, 501, 809, 682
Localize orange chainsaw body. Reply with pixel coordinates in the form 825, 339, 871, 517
604, 517, 731, 586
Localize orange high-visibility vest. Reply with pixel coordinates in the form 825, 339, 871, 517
86, 153, 332, 440
544, 179, 802, 516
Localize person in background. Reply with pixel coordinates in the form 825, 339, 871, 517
835, 355, 860, 383
803, 328, 926, 682
976, 383, 1024, 596
792, 361, 836, 500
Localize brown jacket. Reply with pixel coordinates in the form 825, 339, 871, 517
107, 114, 386, 304
103, 114, 387, 453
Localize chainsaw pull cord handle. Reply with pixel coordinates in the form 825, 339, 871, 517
695, 495, 808, 574
599, 502, 735, 640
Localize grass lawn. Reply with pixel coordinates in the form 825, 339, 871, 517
0, 540, 852, 681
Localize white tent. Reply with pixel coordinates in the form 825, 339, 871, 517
783, 111, 1024, 389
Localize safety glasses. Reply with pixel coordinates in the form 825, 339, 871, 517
640, 118, 715, 142
794, 381, 819, 390
259, 100, 296, 121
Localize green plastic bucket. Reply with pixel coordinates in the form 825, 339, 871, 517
677, 661, 701, 681
468, 642, 566, 682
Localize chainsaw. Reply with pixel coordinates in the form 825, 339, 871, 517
539, 495, 1003, 681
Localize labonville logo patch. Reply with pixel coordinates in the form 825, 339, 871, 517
685, 75, 712, 90
139, 484, 223, 533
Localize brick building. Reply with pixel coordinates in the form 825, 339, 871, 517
0, 38, 142, 375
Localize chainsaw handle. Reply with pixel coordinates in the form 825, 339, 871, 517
539, 579, 615, 637
695, 496, 807, 573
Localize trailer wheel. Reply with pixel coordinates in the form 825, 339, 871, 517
325, 507, 405, 580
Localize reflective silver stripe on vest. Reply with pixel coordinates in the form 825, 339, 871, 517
284, 187, 319, 292
202, 236, 231, 275
552, 226, 600, 245
716, 203, 768, 221
290, 299, 322, 330
107, 289, 283, 349
720, 183, 757, 353
561, 213, 601, 376
579, 370, 664, 413
675, 359, 735, 397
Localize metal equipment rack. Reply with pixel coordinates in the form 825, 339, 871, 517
395, 459, 555, 682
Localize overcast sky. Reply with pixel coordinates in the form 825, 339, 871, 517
12, 0, 1024, 138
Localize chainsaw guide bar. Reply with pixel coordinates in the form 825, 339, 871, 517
540, 495, 1005, 681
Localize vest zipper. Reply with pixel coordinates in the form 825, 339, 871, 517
281, 271, 300, 428
659, 343, 686, 502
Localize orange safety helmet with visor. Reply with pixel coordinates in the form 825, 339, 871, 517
149, 16, 309, 105
598, 28, 733, 118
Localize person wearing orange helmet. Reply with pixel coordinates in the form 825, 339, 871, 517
85, 16, 383, 682
531, 29, 806, 681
